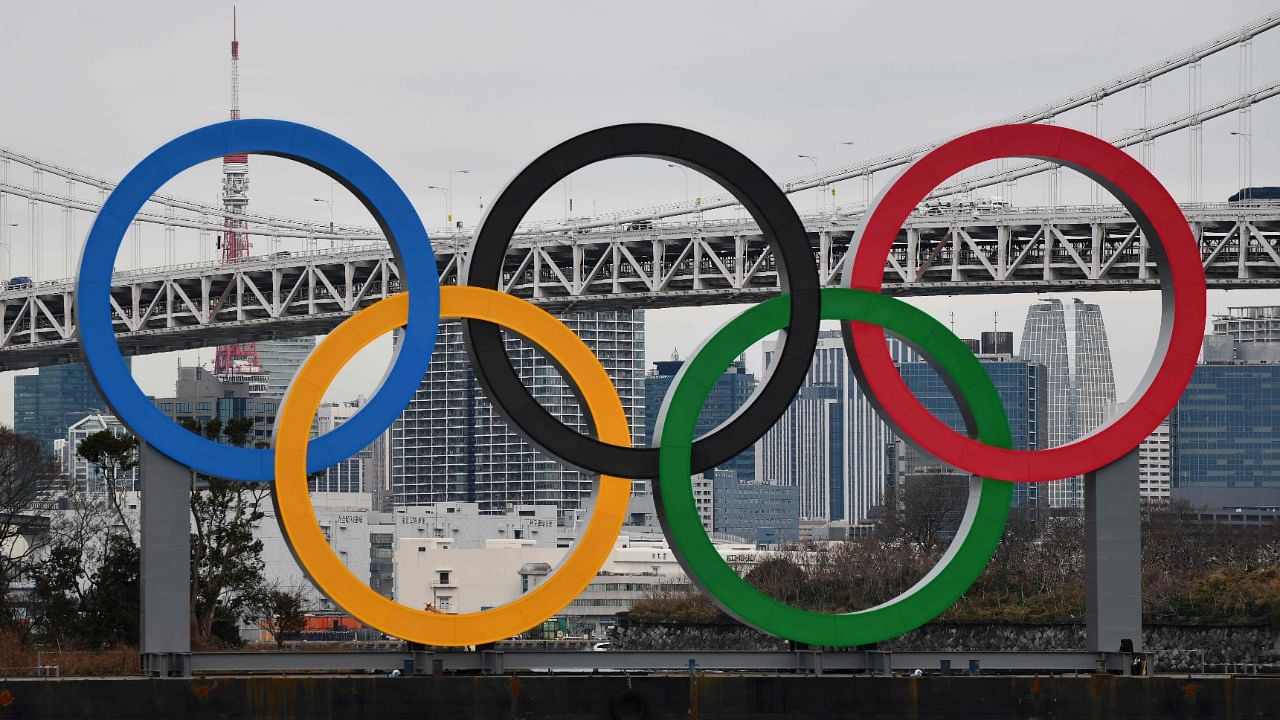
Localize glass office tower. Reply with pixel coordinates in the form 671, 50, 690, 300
898, 359, 1047, 509
14, 361, 119, 454
1019, 298, 1115, 508
643, 353, 757, 482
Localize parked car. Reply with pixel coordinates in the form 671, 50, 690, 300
7, 276, 32, 289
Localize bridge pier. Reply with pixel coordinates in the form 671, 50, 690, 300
139, 443, 191, 677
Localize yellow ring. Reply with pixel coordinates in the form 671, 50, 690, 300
273, 286, 632, 646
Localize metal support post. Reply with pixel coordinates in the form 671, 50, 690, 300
864, 650, 892, 677
1084, 448, 1143, 655
139, 443, 191, 677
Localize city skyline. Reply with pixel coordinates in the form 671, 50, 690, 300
1, 3, 1278, 701
1, 3, 1277, 429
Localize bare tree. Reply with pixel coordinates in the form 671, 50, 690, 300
898, 473, 969, 550
0, 428, 61, 627
248, 582, 310, 649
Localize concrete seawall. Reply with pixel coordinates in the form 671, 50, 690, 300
0, 675, 1274, 719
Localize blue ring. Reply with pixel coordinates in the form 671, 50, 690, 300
75, 119, 440, 481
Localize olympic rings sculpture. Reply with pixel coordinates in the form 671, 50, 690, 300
76, 119, 1205, 648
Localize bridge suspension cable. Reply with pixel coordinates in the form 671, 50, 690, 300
926, 79, 1280, 201
0, 10, 1276, 274
537, 10, 1280, 231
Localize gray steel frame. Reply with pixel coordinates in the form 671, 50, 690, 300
3, 203, 1278, 371
139, 443, 191, 677
140, 445, 1147, 677
1085, 449, 1143, 653
188, 649, 1147, 676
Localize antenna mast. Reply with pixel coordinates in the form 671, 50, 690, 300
213, 6, 262, 382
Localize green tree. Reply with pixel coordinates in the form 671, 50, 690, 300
75, 429, 139, 540
1186, 567, 1280, 624
221, 417, 257, 449
180, 417, 269, 645
28, 536, 140, 649
29, 544, 86, 646
79, 535, 140, 647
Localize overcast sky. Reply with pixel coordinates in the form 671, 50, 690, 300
1, 1, 1278, 428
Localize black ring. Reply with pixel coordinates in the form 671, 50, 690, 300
462, 123, 820, 478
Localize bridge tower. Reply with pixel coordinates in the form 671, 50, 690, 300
213, 7, 263, 384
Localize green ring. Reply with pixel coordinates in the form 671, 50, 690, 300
654, 287, 1013, 646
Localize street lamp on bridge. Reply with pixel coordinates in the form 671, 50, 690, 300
447, 170, 470, 227
1230, 131, 1254, 191
2, 223, 15, 277
666, 163, 690, 203
426, 186, 449, 230
798, 154, 824, 211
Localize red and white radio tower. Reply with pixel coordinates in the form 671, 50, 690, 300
213, 7, 262, 378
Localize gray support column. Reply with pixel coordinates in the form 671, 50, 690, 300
1084, 448, 1143, 653
139, 442, 191, 676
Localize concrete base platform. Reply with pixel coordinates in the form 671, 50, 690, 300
0, 675, 1274, 719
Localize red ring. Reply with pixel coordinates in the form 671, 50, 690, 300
845, 124, 1205, 482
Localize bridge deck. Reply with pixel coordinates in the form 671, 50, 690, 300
1, 203, 1277, 371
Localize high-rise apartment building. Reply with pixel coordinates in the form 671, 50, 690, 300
310, 401, 367, 493
756, 330, 915, 523
1018, 298, 1116, 508
1138, 422, 1171, 505
643, 353, 756, 481
390, 311, 644, 512
1071, 299, 1117, 442
14, 362, 120, 453
254, 337, 317, 398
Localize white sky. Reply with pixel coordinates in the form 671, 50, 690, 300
1, 1, 1278, 426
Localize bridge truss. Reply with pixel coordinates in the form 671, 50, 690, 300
0, 202, 1277, 371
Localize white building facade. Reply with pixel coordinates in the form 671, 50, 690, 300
394, 535, 764, 636
1139, 421, 1172, 505
254, 497, 562, 609
64, 414, 140, 494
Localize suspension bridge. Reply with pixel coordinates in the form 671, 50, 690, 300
0, 12, 1278, 372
